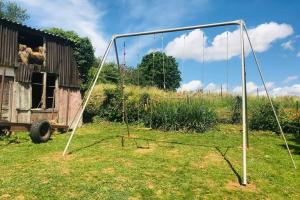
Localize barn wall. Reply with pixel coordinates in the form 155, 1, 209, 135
31, 111, 58, 122
0, 23, 18, 67
58, 87, 82, 128
14, 82, 31, 123
0, 76, 14, 121
46, 39, 81, 88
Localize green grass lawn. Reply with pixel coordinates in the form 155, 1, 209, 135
0, 122, 299, 199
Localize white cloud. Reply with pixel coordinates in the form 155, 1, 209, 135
178, 80, 228, 93
205, 83, 227, 93
166, 22, 294, 62
232, 81, 300, 96
233, 82, 260, 95
271, 84, 300, 96
283, 76, 298, 84
179, 80, 300, 96
178, 80, 203, 92
281, 40, 294, 50
15, 0, 107, 56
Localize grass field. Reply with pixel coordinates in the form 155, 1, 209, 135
0, 122, 299, 199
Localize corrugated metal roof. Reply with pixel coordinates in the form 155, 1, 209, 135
0, 17, 75, 44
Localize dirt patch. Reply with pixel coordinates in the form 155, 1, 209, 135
147, 182, 155, 189
204, 152, 223, 163
166, 149, 180, 157
15, 195, 25, 200
116, 175, 128, 182
128, 197, 140, 200
191, 161, 206, 169
0, 194, 10, 199
60, 167, 70, 175
191, 152, 223, 169
116, 158, 133, 168
226, 181, 257, 192
102, 167, 115, 174
170, 166, 177, 172
156, 189, 163, 197
40, 151, 75, 162
134, 144, 156, 154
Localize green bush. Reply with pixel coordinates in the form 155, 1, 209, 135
98, 88, 124, 122
144, 99, 217, 133
249, 101, 279, 132
231, 96, 242, 124
96, 88, 142, 123
280, 109, 300, 134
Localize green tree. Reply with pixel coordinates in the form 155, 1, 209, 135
87, 58, 138, 86
137, 51, 181, 90
87, 58, 119, 84
44, 28, 95, 87
0, 0, 29, 23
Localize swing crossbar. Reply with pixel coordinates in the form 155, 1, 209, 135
113, 20, 241, 39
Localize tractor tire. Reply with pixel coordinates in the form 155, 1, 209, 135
30, 120, 52, 143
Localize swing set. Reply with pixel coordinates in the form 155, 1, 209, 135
62, 20, 296, 186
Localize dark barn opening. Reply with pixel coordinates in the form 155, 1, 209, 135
31, 72, 43, 108
18, 30, 43, 50
46, 74, 56, 109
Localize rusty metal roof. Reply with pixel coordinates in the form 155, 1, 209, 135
0, 17, 75, 44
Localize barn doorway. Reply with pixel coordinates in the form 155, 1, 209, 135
0, 75, 14, 121
31, 72, 57, 109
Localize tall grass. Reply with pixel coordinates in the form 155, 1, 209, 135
85, 83, 300, 133
145, 99, 217, 132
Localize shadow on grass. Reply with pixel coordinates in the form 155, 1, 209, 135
0, 135, 30, 148
279, 135, 300, 155
215, 147, 242, 184
123, 136, 243, 184
69, 135, 243, 184
69, 135, 120, 154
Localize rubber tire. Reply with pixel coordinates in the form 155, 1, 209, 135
30, 120, 52, 143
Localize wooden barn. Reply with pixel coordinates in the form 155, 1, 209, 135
0, 18, 82, 142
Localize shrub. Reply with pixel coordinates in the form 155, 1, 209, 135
144, 99, 217, 133
280, 109, 300, 134
231, 96, 242, 124
249, 101, 279, 132
97, 88, 123, 122
96, 88, 142, 123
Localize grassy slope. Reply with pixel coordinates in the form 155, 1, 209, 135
0, 122, 299, 199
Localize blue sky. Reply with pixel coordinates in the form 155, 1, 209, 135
15, 0, 300, 96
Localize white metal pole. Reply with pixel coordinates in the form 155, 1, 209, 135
240, 20, 248, 186
114, 20, 240, 39
62, 38, 114, 156
243, 24, 296, 169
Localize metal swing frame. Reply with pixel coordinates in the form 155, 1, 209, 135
62, 20, 296, 186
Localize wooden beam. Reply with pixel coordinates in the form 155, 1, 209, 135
66, 88, 70, 126
42, 73, 46, 109
0, 69, 6, 119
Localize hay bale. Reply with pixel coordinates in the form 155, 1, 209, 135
18, 44, 30, 65
18, 45, 45, 65
19, 44, 27, 51
29, 52, 45, 65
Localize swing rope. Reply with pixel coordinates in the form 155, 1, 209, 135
149, 34, 156, 129
180, 33, 187, 91
161, 33, 166, 90
161, 33, 168, 131
202, 32, 205, 92
226, 31, 229, 93
137, 37, 141, 127
122, 41, 130, 136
